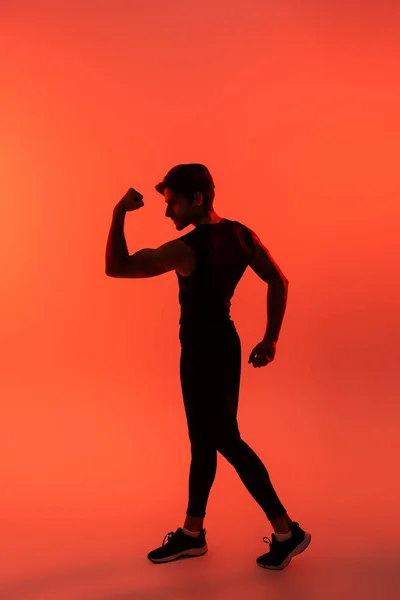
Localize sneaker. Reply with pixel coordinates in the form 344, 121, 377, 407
256, 522, 311, 570
147, 528, 208, 564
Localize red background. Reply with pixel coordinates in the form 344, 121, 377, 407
1, 2, 399, 598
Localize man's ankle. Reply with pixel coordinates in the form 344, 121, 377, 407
270, 513, 293, 534
183, 515, 204, 532
183, 524, 203, 532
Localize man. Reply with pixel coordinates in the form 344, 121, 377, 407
105, 163, 311, 570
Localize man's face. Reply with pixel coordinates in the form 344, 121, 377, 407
164, 188, 200, 230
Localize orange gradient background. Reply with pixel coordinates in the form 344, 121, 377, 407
1, 2, 399, 599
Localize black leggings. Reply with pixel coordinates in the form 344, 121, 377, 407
179, 325, 287, 521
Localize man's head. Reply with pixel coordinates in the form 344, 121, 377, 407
155, 164, 216, 230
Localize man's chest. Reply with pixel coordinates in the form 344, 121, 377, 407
176, 241, 196, 277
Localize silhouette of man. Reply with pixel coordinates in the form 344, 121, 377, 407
105, 163, 311, 569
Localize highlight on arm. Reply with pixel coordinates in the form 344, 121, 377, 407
248, 230, 288, 284
106, 241, 184, 278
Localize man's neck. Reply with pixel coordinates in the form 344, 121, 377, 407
196, 213, 223, 226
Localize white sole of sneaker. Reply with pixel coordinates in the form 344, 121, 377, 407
257, 532, 311, 570
148, 545, 208, 563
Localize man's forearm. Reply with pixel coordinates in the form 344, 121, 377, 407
264, 279, 288, 342
105, 205, 129, 273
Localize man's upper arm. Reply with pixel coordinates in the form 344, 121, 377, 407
106, 239, 186, 278
248, 229, 288, 284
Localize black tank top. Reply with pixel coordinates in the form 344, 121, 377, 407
176, 218, 256, 340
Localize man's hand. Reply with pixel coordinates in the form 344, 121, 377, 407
116, 188, 144, 212
248, 338, 277, 368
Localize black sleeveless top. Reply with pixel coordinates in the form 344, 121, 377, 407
176, 218, 256, 341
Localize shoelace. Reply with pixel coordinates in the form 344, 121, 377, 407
162, 528, 207, 546
163, 531, 175, 546
262, 534, 277, 547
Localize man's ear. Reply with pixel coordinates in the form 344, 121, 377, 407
193, 191, 203, 205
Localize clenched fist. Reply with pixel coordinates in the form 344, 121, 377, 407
117, 188, 144, 212
248, 338, 277, 368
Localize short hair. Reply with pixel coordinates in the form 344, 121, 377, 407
155, 163, 215, 210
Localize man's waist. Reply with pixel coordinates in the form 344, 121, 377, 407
179, 315, 235, 333
179, 312, 232, 325
180, 301, 230, 316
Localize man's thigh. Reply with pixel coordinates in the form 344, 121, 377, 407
180, 341, 241, 442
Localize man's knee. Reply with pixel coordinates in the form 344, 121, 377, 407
216, 433, 243, 457
189, 435, 218, 454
